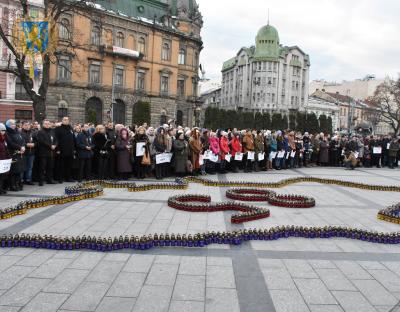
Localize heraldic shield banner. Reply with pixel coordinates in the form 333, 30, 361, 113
21, 21, 49, 54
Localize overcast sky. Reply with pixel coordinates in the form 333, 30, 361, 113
196, 0, 400, 83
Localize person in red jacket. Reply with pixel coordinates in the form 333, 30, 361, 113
230, 131, 242, 173
0, 123, 10, 194
219, 131, 230, 173
208, 132, 219, 174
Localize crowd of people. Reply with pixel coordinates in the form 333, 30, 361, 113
0, 117, 399, 194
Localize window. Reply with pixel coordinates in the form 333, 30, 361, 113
15, 110, 32, 120
271, 93, 275, 102
136, 71, 146, 91
59, 18, 70, 40
89, 62, 101, 84
160, 75, 169, 94
177, 78, 185, 97
91, 26, 101, 45
15, 77, 30, 100
115, 32, 124, 48
58, 107, 68, 120
178, 48, 186, 65
114, 67, 124, 86
57, 56, 71, 81
161, 42, 170, 61
291, 96, 294, 105
29, 7, 39, 18
268, 62, 272, 71
138, 37, 146, 54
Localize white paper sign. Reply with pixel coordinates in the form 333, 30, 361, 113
247, 151, 255, 160
136, 142, 146, 156
234, 152, 243, 161
277, 151, 285, 158
354, 152, 359, 159
155, 153, 173, 164
0, 159, 12, 174
270, 152, 277, 159
387, 143, 391, 149
258, 153, 265, 161
286, 152, 290, 159
203, 150, 212, 160
290, 151, 296, 158
373, 147, 382, 154
209, 154, 219, 163
199, 155, 204, 166
225, 154, 231, 162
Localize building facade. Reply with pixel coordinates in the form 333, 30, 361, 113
220, 23, 310, 114
307, 90, 339, 131
1, 0, 203, 127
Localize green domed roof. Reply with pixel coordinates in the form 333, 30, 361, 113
256, 24, 279, 43
254, 24, 280, 60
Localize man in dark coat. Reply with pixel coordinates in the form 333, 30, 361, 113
54, 117, 75, 182
106, 122, 117, 179
76, 123, 94, 182
5, 119, 25, 191
36, 120, 57, 186
20, 121, 36, 185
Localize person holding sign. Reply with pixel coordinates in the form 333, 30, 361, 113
267, 133, 277, 170
242, 129, 255, 172
219, 131, 230, 174
208, 132, 219, 174
189, 128, 202, 175
36, 120, 58, 186
369, 135, 382, 168
0, 123, 10, 194
229, 132, 242, 173
132, 126, 150, 179
172, 131, 189, 176
115, 128, 132, 179
153, 127, 168, 179
254, 131, 265, 171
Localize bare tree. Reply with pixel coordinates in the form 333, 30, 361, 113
0, 0, 99, 121
370, 77, 400, 135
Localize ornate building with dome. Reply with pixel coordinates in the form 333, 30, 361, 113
220, 23, 310, 114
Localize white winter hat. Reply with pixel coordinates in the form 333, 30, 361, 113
0, 123, 5, 131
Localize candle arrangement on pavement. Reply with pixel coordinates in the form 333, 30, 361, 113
378, 203, 400, 224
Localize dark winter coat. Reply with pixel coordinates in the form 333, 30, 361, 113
115, 137, 132, 173
0, 134, 9, 160
6, 127, 25, 173
173, 139, 189, 173
55, 124, 75, 157
318, 140, 329, 164
75, 131, 94, 159
20, 129, 36, 156
36, 128, 57, 158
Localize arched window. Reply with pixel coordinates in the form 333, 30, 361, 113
178, 48, 186, 65
59, 18, 70, 40
138, 37, 146, 54
161, 42, 170, 61
91, 26, 101, 45
115, 32, 124, 48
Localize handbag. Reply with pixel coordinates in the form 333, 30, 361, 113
141, 150, 151, 166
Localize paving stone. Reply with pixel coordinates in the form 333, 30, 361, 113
261, 267, 296, 290
107, 272, 146, 298
368, 269, 400, 292
53, 250, 81, 259
172, 275, 205, 301
206, 265, 235, 289
28, 258, 72, 279
334, 261, 372, 280
178, 257, 206, 275
0, 256, 24, 273
269, 289, 309, 312
68, 252, 104, 270
16, 251, 54, 267
0, 266, 36, 290
103, 253, 130, 262
133, 285, 173, 312
95, 296, 136, 312
20, 292, 69, 312
258, 258, 285, 269
206, 257, 232, 267
315, 268, 356, 291
205, 288, 239, 312
294, 278, 337, 305
0, 278, 50, 307
284, 259, 318, 279
308, 260, 336, 269
0, 306, 21, 312
352, 279, 398, 306
332, 291, 376, 312
123, 255, 155, 273
358, 261, 386, 270
43, 268, 89, 294
169, 300, 204, 312
86, 261, 124, 284
155, 255, 181, 265
375, 306, 397, 312
5, 249, 34, 257
146, 264, 179, 286
60, 282, 109, 311
309, 305, 344, 312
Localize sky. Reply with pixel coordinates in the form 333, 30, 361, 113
196, 0, 400, 83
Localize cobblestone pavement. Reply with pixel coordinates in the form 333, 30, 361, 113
0, 167, 400, 312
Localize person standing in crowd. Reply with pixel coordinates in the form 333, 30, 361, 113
219, 131, 230, 174
200, 129, 209, 175
20, 121, 36, 185
319, 135, 329, 166
254, 130, 265, 171
242, 129, 255, 172
388, 137, 400, 169
0, 123, 10, 194
189, 128, 202, 175
105, 122, 117, 179
76, 123, 94, 182
267, 132, 277, 170
36, 119, 57, 186
153, 127, 168, 179
132, 126, 149, 179
93, 125, 111, 179
229, 131, 242, 173
5, 119, 25, 191
115, 128, 132, 180
208, 132, 219, 174
54, 117, 75, 182
172, 130, 189, 176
